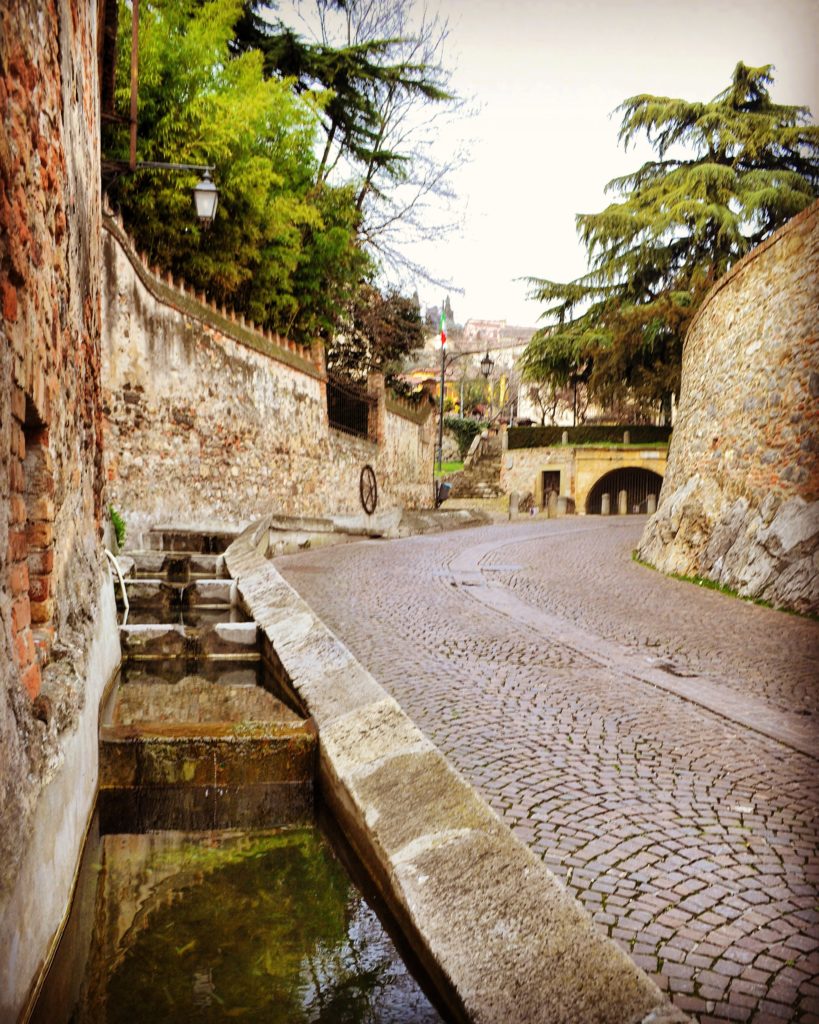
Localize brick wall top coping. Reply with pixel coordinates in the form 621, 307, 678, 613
225, 518, 690, 1024
685, 199, 819, 340
104, 214, 432, 425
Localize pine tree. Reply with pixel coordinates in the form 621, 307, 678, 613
520, 63, 819, 420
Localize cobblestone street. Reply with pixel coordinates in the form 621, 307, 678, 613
276, 516, 819, 1024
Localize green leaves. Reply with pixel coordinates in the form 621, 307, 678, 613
107, 0, 370, 343
523, 62, 819, 418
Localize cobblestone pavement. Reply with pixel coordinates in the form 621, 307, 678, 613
275, 517, 819, 1023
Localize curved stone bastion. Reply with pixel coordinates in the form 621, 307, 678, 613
638, 202, 819, 613
225, 518, 690, 1024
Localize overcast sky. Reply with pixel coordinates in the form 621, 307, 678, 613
279, 0, 819, 327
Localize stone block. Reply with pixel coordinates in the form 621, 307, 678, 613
187, 579, 234, 605
120, 624, 187, 658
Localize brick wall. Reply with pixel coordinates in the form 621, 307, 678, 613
0, 0, 112, 921
638, 203, 819, 613
101, 219, 435, 535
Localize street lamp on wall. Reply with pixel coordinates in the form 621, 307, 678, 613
192, 169, 219, 226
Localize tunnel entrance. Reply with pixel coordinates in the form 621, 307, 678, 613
585, 467, 663, 515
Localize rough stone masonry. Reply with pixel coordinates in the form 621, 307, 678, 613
639, 202, 819, 613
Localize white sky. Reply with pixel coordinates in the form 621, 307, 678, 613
417, 0, 819, 327
278, 0, 819, 327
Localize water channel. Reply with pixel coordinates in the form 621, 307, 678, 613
34, 537, 444, 1023
34, 809, 442, 1024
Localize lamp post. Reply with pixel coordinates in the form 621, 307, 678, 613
436, 346, 496, 474
437, 337, 447, 472
480, 350, 494, 420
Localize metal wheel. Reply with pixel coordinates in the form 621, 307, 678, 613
359, 464, 378, 515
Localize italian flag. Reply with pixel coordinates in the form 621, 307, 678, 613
439, 309, 447, 346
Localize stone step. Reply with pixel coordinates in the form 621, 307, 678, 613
120, 621, 260, 659
119, 577, 236, 608
99, 681, 315, 790
140, 529, 238, 554
125, 550, 228, 579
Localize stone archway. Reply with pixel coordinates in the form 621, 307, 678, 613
585, 467, 663, 515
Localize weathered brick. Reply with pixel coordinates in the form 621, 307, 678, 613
11, 596, 31, 633
9, 561, 29, 597
28, 574, 50, 603
25, 521, 53, 548
27, 547, 54, 575
9, 493, 27, 525
1, 279, 17, 322
20, 662, 41, 700
13, 627, 36, 669
26, 495, 55, 522
11, 385, 26, 420
29, 598, 54, 625
8, 457, 24, 492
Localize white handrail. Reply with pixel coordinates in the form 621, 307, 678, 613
104, 549, 129, 626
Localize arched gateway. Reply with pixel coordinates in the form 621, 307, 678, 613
585, 467, 664, 515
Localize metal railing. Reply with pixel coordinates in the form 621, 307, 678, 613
327, 373, 376, 441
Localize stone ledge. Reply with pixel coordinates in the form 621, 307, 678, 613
225, 522, 690, 1024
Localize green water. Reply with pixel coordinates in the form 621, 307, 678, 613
39, 823, 441, 1024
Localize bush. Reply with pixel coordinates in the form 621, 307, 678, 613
507, 424, 672, 449
109, 505, 126, 549
444, 416, 487, 458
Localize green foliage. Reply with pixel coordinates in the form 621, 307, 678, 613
236, 1, 463, 280
521, 63, 819, 416
434, 460, 463, 476
109, 505, 126, 549
106, 0, 369, 343
326, 284, 425, 383
507, 425, 672, 449
444, 416, 486, 458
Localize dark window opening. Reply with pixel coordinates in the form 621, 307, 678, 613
586, 467, 663, 515
327, 374, 376, 441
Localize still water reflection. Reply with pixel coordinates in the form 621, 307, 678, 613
37, 821, 441, 1024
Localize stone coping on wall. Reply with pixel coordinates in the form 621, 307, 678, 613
102, 213, 322, 378
684, 199, 819, 339
225, 517, 690, 1024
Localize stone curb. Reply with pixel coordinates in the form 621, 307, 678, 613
225, 519, 690, 1024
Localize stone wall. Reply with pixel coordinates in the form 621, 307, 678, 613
0, 1, 121, 1019
101, 219, 434, 536
638, 203, 819, 613
501, 444, 667, 513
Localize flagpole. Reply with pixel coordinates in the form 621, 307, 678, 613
437, 339, 446, 473
437, 306, 447, 475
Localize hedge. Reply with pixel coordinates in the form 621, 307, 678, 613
507, 425, 672, 449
